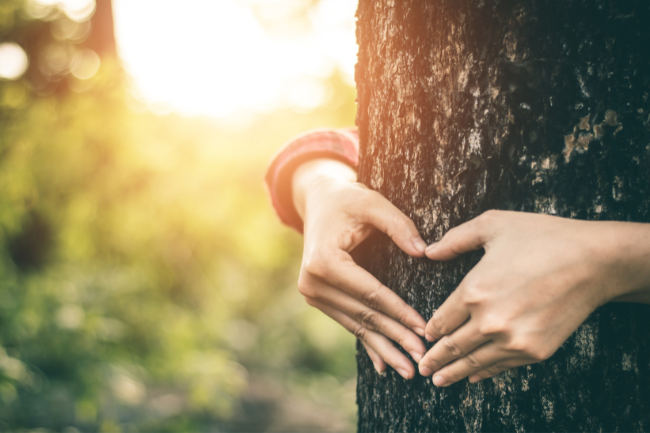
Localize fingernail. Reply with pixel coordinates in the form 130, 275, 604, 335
425, 242, 439, 254
372, 362, 383, 375
396, 368, 410, 379
432, 375, 446, 387
425, 333, 434, 342
414, 327, 425, 337
409, 351, 423, 363
469, 375, 481, 383
419, 365, 433, 376
412, 238, 427, 254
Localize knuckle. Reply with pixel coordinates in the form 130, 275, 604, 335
352, 325, 367, 341
473, 211, 495, 233
478, 316, 509, 337
506, 337, 552, 361
297, 276, 314, 298
393, 332, 406, 348
396, 307, 413, 328
385, 214, 411, 241
357, 310, 380, 331
303, 250, 331, 279
360, 282, 383, 310
392, 213, 411, 232
530, 346, 554, 362
429, 313, 450, 337
461, 280, 487, 307
464, 353, 482, 369
391, 212, 408, 228
479, 209, 500, 224
504, 336, 527, 352
441, 335, 463, 357
303, 259, 325, 279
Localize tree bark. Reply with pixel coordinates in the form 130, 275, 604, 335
354, 0, 650, 431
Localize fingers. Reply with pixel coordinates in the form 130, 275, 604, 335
361, 190, 427, 256
425, 211, 499, 261
313, 254, 427, 336
361, 342, 387, 374
418, 322, 488, 376
468, 362, 515, 383
429, 343, 505, 387
309, 299, 417, 379
310, 280, 426, 361
424, 288, 469, 342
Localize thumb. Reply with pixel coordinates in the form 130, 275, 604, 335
425, 211, 496, 261
361, 190, 427, 257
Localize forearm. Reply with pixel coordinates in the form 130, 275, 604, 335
291, 158, 357, 221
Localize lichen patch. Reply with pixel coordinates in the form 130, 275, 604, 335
563, 109, 621, 162
563, 134, 577, 162
593, 124, 604, 138
578, 132, 593, 148
604, 109, 619, 126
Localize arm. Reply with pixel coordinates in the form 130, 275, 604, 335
417, 210, 650, 386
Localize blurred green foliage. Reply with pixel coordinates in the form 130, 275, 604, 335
0, 0, 357, 430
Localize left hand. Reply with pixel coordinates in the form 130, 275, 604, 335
418, 210, 631, 386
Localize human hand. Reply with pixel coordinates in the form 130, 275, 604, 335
293, 159, 428, 379
417, 210, 634, 386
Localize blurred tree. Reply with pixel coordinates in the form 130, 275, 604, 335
0, 1, 359, 430
354, 0, 650, 431
82, 0, 116, 57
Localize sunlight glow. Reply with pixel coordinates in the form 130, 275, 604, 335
27, 0, 95, 22
113, 0, 357, 117
71, 49, 101, 80
0, 43, 29, 80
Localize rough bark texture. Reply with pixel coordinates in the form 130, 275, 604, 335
354, 1, 650, 431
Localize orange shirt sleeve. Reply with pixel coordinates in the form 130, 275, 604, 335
264, 128, 359, 233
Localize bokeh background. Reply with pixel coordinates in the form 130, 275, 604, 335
0, 0, 359, 430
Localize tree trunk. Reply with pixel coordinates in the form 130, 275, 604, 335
83, 0, 117, 58
354, 0, 650, 431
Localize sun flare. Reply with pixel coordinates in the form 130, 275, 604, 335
112, 0, 357, 117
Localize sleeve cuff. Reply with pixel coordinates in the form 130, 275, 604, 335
264, 128, 359, 233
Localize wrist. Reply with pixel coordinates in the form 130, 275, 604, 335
292, 158, 357, 221
594, 221, 650, 304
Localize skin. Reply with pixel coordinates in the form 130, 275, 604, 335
292, 158, 429, 379
419, 211, 650, 386
292, 158, 650, 385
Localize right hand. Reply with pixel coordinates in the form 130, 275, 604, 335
293, 159, 428, 379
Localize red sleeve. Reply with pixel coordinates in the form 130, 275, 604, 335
264, 128, 359, 233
